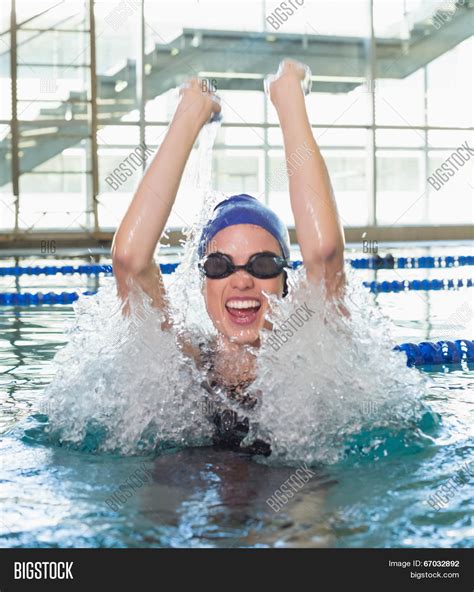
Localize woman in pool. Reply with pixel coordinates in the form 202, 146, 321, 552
112, 59, 345, 455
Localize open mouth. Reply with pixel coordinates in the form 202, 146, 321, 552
225, 298, 262, 326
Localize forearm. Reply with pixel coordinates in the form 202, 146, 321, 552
275, 84, 345, 274
111, 96, 209, 272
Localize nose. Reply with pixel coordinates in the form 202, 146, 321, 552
230, 269, 254, 291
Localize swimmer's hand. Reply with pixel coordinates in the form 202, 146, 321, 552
264, 58, 312, 106
178, 77, 221, 125
266, 58, 345, 300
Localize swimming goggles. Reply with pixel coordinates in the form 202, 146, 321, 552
198, 251, 290, 280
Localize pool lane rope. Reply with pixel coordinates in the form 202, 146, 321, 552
0, 254, 473, 277
394, 339, 474, 366
351, 254, 474, 269
363, 278, 473, 293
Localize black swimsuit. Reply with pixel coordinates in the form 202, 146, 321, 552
199, 343, 271, 457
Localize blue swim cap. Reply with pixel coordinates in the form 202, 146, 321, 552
198, 194, 291, 260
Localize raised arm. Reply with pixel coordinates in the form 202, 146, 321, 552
267, 60, 345, 297
111, 79, 220, 316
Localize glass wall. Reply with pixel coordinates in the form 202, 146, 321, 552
0, 0, 472, 236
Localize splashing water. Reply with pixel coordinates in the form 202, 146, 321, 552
36, 118, 433, 464
41, 281, 214, 454
242, 268, 432, 465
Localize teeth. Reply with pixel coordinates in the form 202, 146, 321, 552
226, 299, 260, 310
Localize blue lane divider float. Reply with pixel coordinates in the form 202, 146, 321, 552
364, 277, 473, 293
394, 340, 474, 366
1, 254, 473, 277
0, 263, 178, 276
0, 264, 113, 277
0, 291, 92, 305
351, 254, 474, 269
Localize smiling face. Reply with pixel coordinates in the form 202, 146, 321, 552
202, 224, 286, 345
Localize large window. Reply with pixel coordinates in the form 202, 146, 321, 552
0, 0, 472, 235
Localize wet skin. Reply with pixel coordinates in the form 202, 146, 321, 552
202, 224, 286, 347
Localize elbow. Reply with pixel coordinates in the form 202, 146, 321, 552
303, 241, 345, 286
306, 242, 344, 269
111, 245, 150, 278
321, 243, 341, 264
305, 245, 346, 296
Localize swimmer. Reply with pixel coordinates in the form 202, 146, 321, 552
111, 59, 345, 454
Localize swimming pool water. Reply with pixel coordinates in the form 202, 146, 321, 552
0, 244, 473, 548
